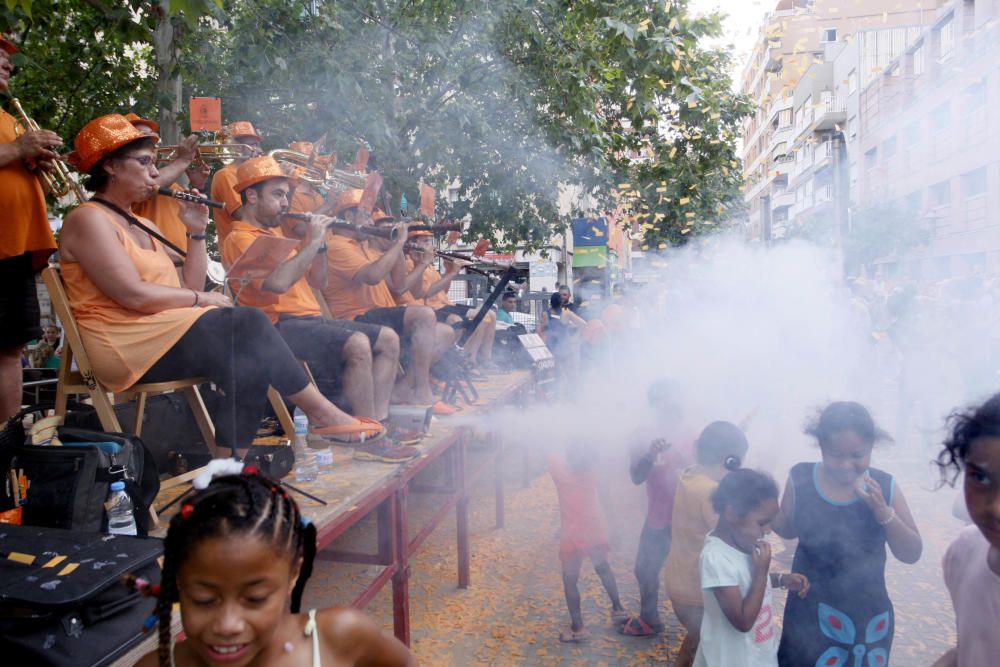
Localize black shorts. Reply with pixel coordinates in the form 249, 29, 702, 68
0, 253, 42, 349
276, 315, 384, 400
355, 306, 407, 336
435, 304, 473, 322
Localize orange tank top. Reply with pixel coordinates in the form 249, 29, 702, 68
59, 203, 210, 392
0, 108, 56, 268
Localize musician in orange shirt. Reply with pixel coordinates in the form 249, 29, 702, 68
221, 157, 417, 460
322, 191, 454, 408
402, 231, 499, 372
209, 120, 262, 241
126, 112, 205, 253
0, 36, 60, 421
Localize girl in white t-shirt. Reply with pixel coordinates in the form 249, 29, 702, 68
933, 393, 1000, 667
695, 469, 810, 667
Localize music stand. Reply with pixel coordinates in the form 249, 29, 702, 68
225, 235, 300, 305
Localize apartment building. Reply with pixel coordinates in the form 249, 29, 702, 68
740, 0, 943, 242
857, 0, 1000, 280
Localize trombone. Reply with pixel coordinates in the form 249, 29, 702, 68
9, 98, 87, 203
268, 149, 367, 192
157, 142, 254, 165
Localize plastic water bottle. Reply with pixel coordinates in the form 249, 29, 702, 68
106, 481, 137, 536
293, 409, 318, 483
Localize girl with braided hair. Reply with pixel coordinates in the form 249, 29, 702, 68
135, 466, 415, 667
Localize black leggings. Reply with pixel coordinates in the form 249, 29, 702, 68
140, 307, 310, 450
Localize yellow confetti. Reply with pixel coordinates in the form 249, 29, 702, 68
655, 186, 667, 192
672, 59, 680, 72
669, 17, 679, 30
669, 147, 677, 158
658, 243, 668, 249
58, 563, 79, 576
43, 555, 67, 568
680, 228, 691, 234
7, 552, 35, 565
679, 197, 690, 205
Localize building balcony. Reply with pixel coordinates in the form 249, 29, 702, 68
814, 94, 846, 131
772, 191, 796, 210
765, 47, 782, 73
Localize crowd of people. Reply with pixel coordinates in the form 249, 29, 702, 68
546, 375, 999, 666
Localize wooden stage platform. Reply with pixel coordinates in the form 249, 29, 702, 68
114, 370, 532, 664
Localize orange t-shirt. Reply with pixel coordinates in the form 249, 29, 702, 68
132, 183, 188, 253
0, 108, 56, 269
546, 454, 608, 559
289, 188, 324, 215
323, 236, 395, 320
209, 163, 241, 241
220, 221, 321, 323
59, 203, 209, 392
421, 265, 453, 309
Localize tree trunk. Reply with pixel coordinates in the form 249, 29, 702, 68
152, 0, 182, 144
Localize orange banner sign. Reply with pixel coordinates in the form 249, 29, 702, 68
189, 97, 222, 132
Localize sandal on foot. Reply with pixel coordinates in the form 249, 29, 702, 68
310, 417, 385, 445
431, 401, 460, 416
353, 439, 420, 463
618, 615, 661, 637
559, 627, 590, 643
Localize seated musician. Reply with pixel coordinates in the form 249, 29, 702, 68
59, 114, 381, 452
322, 189, 454, 408
221, 156, 416, 461
209, 120, 263, 241
396, 229, 499, 373
126, 112, 211, 254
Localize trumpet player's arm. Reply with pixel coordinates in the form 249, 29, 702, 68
154, 135, 199, 188
306, 248, 328, 291
262, 216, 328, 294
353, 234, 405, 286
392, 255, 432, 300
60, 208, 224, 312
0, 128, 62, 167
421, 260, 464, 301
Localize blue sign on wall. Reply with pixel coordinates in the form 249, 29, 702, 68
571, 217, 608, 247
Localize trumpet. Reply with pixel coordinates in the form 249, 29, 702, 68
9, 98, 87, 203
268, 149, 367, 192
157, 143, 254, 165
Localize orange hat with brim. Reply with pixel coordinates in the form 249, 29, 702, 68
123, 112, 159, 134
67, 114, 157, 173
408, 228, 432, 238
0, 36, 17, 54
234, 155, 289, 193
333, 188, 364, 217
372, 208, 395, 224
227, 120, 261, 141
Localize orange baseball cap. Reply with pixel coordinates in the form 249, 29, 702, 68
226, 120, 261, 141
233, 155, 289, 193
0, 35, 17, 54
333, 188, 364, 216
123, 112, 159, 134
67, 114, 157, 173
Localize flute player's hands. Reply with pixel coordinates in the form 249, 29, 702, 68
176, 189, 209, 232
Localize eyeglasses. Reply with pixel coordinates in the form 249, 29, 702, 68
122, 155, 156, 169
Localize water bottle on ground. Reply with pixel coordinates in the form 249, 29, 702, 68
293, 409, 318, 483
106, 481, 137, 536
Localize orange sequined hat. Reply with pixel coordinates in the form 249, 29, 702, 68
408, 226, 432, 238
234, 156, 289, 193
227, 120, 261, 141
333, 188, 364, 217
67, 114, 157, 173
372, 208, 395, 224
0, 35, 17, 54
123, 112, 159, 134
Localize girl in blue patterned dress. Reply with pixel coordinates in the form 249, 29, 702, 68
773, 402, 923, 667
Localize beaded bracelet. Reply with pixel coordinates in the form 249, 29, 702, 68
876, 508, 896, 526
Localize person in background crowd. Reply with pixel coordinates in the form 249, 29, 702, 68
773, 402, 922, 666
497, 291, 517, 325
0, 35, 60, 422
933, 393, 1000, 667
28, 322, 61, 369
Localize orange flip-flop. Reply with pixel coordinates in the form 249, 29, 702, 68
431, 401, 460, 416
309, 416, 386, 445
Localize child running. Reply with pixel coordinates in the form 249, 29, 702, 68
695, 469, 809, 666
621, 379, 689, 637
547, 444, 629, 642
135, 466, 415, 667
664, 421, 749, 667
774, 402, 922, 666
933, 392, 1000, 667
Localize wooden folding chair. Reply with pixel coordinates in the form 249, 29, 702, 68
42, 267, 295, 485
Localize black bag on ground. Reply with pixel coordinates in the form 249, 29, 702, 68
0, 524, 162, 667
112, 392, 215, 476
12, 427, 160, 535
493, 326, 533, 370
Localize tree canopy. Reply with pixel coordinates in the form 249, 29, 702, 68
3, 0, 750, 248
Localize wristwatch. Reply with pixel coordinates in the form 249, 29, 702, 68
187, 232, 207, 241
